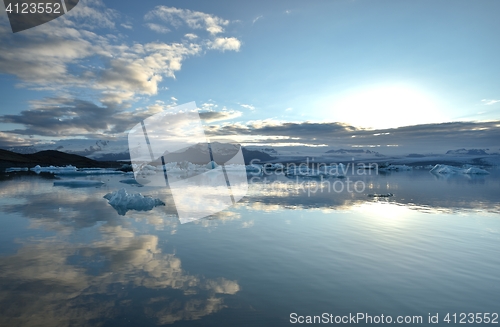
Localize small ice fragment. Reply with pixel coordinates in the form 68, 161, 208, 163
429, 164, 489, 175
206, 160, 219, 169
5, 167, 28, 172
368, 193, 394, 198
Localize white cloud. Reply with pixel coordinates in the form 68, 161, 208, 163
184, 33, 198, 40
253, 15, 263, 24
145, 6, 229, 35
285, 107, 293, 111
145, 23, 170, 34
171, 97, 178, 101
0, 131, 34, 146
63, 0, 119, 29
199, 110, 242, 122
0, 1, 244, 141
201, 102, 217, 110
240, 104, 255, 110
209, 37, 241, 52
481, 99, 500, 105
285, 10, 291, 14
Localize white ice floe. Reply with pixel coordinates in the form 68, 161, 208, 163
263, 163, 284, 170
206, 160, 219, 169
462, 166, 490, 174
30, 165, 123, 175
4, 167, 29, 172
31, 165, 78, 173
368, 193, 394, 198
134, 164, 158, 175
103, 188, 165, 215
380, 164, 413, 171
79, 168, 124, 175
430, 164, 489, 175
54, 179, 105, 187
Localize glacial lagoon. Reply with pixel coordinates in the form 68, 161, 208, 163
0, 168, 499, 326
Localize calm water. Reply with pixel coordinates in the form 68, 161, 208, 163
0, 169, 499, 326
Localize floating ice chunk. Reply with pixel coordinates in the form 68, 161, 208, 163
80, 168, 124, 175
429, 164, 461, 174
380, 164, 412, 171
54, 179, 105, 187
31, 165, 78, 174
430, 164, 489, 175
262, 163, 284, 170
206, 160, 219, 169
368, 193, 394, 198
462, 167, 489, 174
103, 188, 165, 215
4, 167, 28, 172
285, 165, 311, 176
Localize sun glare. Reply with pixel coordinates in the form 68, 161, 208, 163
354, 202, 410, 225
328, 85, 447, 129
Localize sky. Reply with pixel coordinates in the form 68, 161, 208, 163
0, 0, 499, 155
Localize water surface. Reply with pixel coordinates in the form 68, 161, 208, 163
0, 169, 499, 326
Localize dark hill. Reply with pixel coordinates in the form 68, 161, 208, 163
0, 149, 123, 171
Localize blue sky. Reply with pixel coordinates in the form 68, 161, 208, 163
0, 0, 499, 153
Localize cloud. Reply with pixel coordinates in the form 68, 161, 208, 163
201, 102, 217, 110
145, 23, 170, 33
171, 97, 178, 101
121, 23, 133, 29
481, 99, 500, 105
0, 132, 34, 147
252, 15, 263, 24
0, 97, 177, 138
240, 104, 255, 110
199, 110, 242, 122
204, 120, 500, 153
209, 37, 241, 52
145, 6, 229, 35
184, 33, 198, 40
0, 14, 199, 104
0, 0, 241, 110
64, 0, 119, 29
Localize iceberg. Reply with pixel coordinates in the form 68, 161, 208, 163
263, 163, 284, 170
54, 179, 105, 187
4, 167, 29, 172
79, 168, 124, 175
368, 193, 394, 198
380, 164, 412, 171
30, 165, 124, 176
206, 160, 219, 169
462, 166, 489, 175
430, 164, 489, 175
133, 164, 158, 175
31, 165, 78, 174
103, 188, 165, 215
